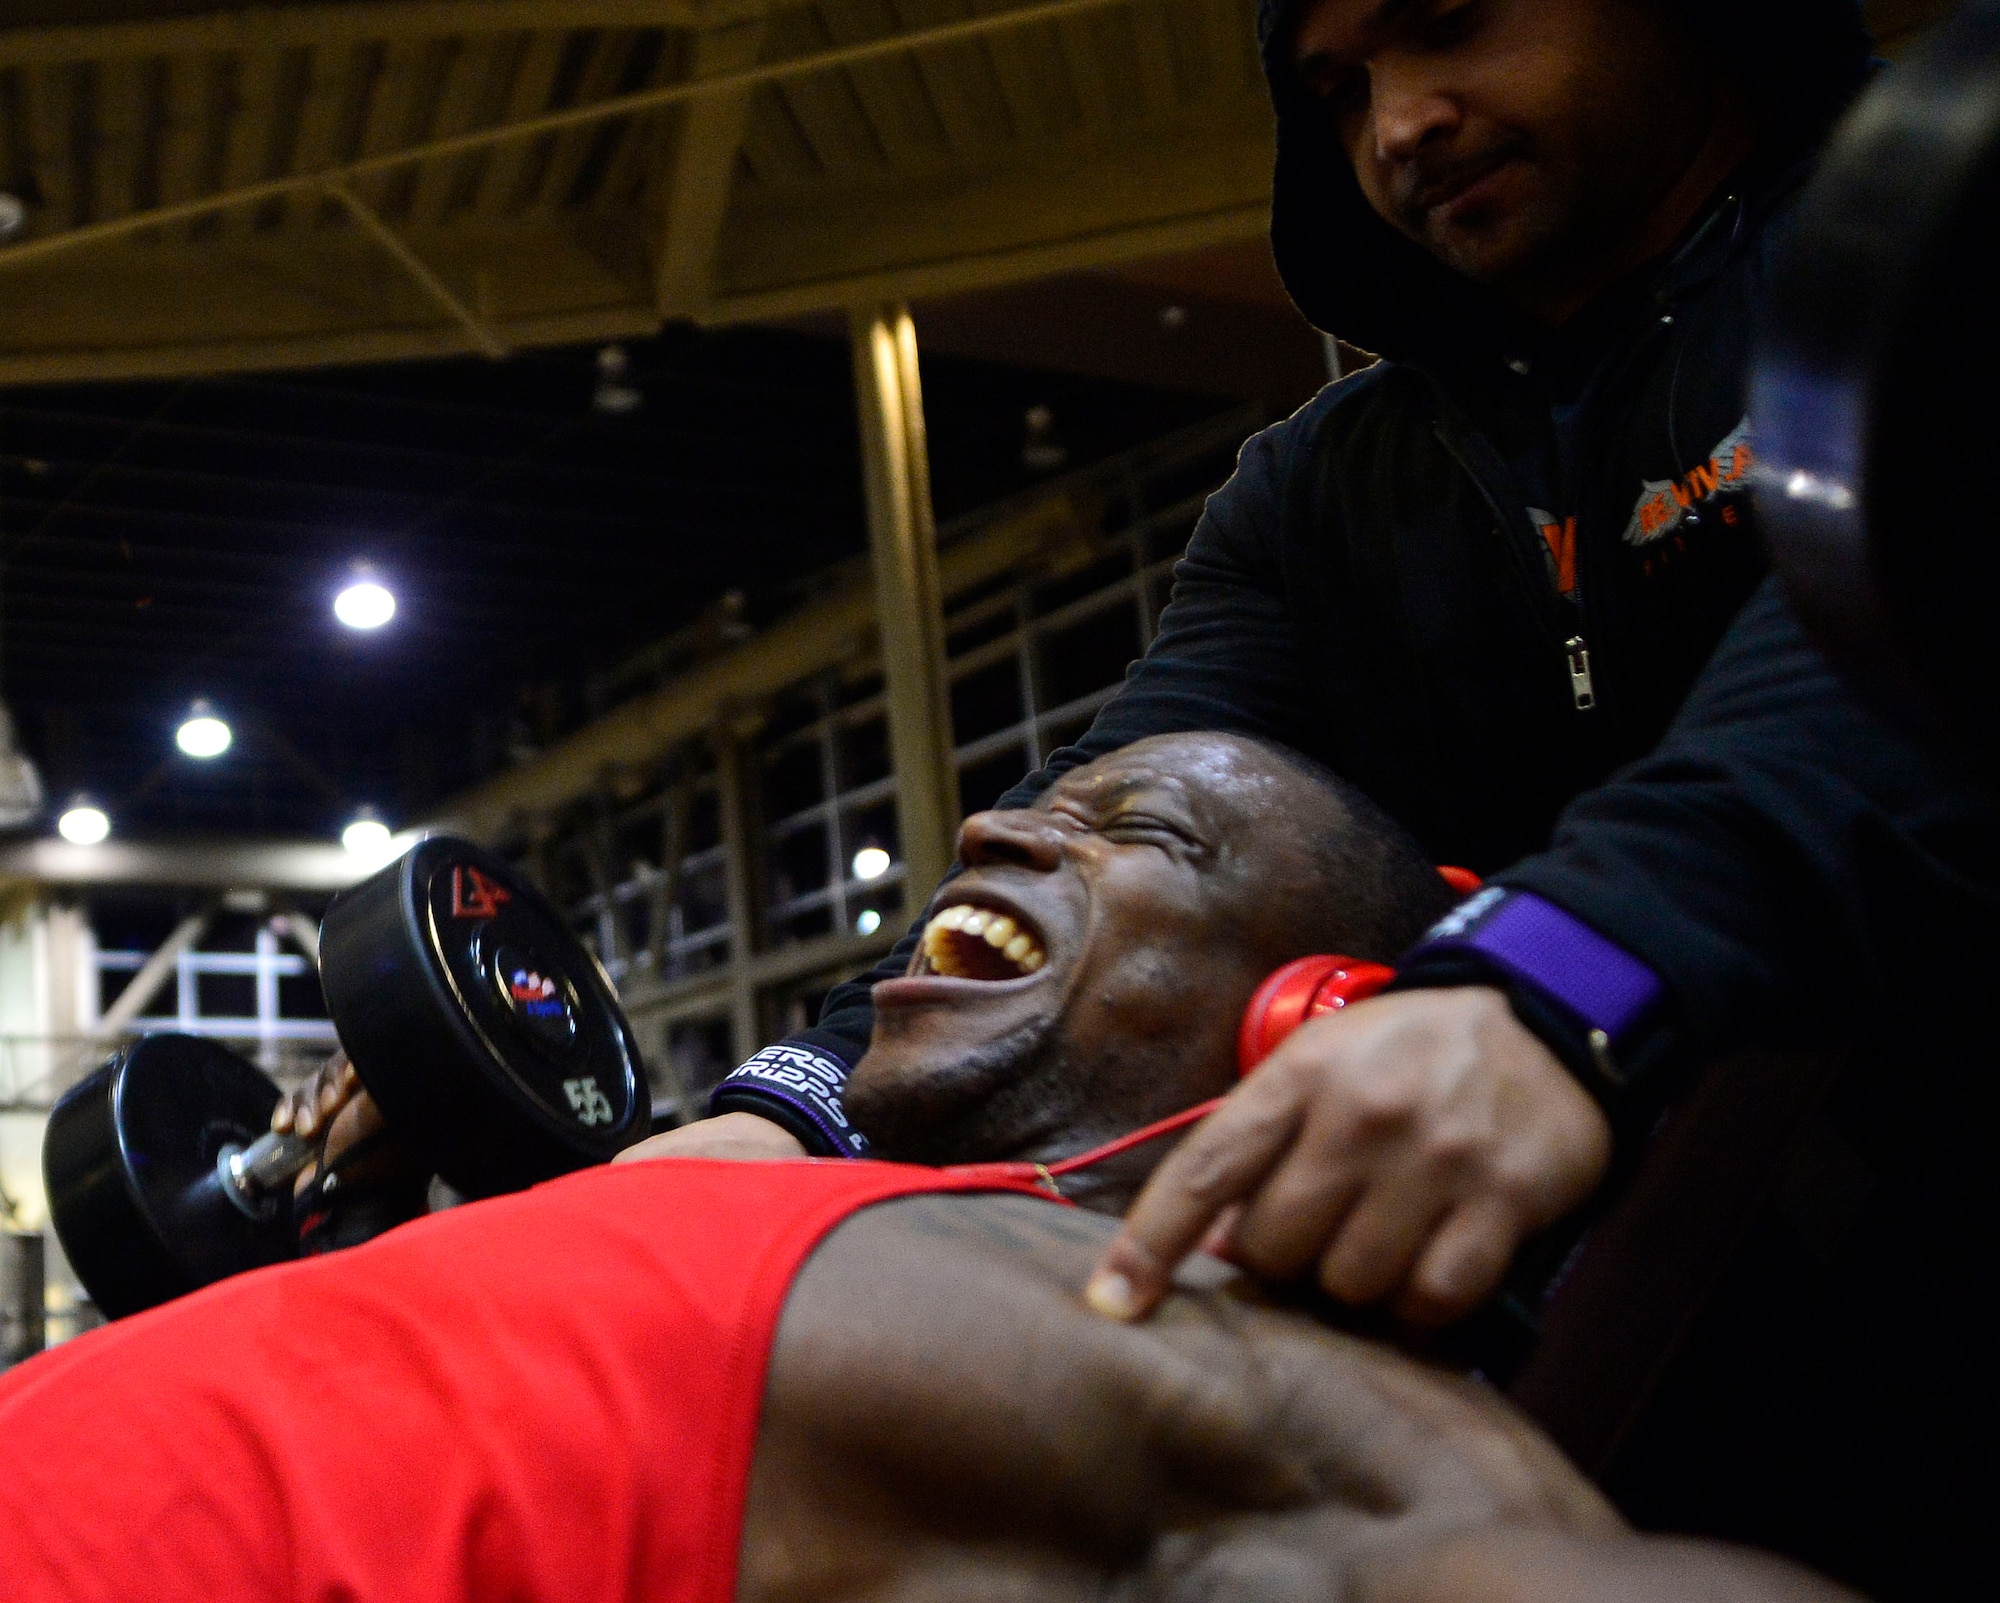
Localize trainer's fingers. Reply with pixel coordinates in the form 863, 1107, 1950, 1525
1222, 1145, 1367, 1282
1197, 1203, 1244, 1262
1394, 1202, 1520, 1328
1084, 1079, 1307, 1321
1314, 1174, 1455, 1308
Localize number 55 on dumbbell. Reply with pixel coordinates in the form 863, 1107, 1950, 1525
42, 837, 649, 1320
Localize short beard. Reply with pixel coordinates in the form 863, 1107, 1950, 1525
848, 1015, 1090, 1168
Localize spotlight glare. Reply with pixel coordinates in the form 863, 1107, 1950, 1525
852, 846, 891, 882
176, 711, 232, 759
334, 581, 396, 631
57, 805, 109, 846
855, 909, 882, 936
342, 815, 394, 856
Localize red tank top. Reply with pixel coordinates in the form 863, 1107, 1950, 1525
0, 1159, 1047, 1603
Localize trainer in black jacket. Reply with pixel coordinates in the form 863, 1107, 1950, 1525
714, 0, 1912, 1147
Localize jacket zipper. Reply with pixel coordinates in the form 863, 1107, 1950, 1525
1564, 636, 1597, 711
1429, 414, 1599, 713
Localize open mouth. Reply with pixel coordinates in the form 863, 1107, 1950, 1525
913, 903, 1047, 982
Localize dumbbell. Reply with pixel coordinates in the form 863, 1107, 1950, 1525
43, 837, 648, 1321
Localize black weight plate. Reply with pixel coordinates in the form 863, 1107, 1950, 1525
319, 835, 646, 1199
43, 1035, 294, 1321
1756, 5, 2000, 758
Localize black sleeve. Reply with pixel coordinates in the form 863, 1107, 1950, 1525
1497, 576, 2000, 1068
797, 408, 1335, 1068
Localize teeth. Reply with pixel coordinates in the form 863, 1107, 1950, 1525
918, 903, 1047, 981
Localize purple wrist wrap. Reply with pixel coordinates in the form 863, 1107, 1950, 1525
1409, 888, 1662, 1042
710, 1043, 870, 1157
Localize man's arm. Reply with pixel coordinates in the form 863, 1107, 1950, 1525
1353, 1529, 1868, 1603
744, 1191, 1857, 1603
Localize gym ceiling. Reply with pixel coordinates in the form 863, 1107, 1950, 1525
0, 0, 1956, 847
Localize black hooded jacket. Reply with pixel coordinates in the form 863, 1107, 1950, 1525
743, 0, 1998, 1094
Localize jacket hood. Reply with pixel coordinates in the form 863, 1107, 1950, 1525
1260, 0, 1877, 360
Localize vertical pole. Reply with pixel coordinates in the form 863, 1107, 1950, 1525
254, 924, 279, 1073
814, 679, 850, 937
851, 302, 959, 910
1, 1231, 44, 1368
713, 719, 764, 1063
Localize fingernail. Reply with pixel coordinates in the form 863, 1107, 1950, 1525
1084, 1270, 1141, 1321
297, 1108, 316, 1137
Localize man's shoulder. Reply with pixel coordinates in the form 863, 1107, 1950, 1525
1217, 362, 1410, 511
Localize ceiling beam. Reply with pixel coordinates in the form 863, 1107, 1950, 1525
707, 199, 1269, 323
0, 0, 1148, 277
0, 2, 757, 66
650, 18, 767, 317
708, 110, 1274, 320
0, 838, 378, 892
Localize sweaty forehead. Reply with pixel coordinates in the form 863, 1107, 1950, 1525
1041, 735, 1300, 827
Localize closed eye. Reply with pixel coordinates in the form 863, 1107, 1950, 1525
1098, 814, 1198, 849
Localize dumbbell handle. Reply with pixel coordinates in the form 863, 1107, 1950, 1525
215, 1129, 315, 1219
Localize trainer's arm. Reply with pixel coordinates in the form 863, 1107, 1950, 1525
1088, 580, 2000, 1328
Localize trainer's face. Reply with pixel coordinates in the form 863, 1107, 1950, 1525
847, 734, 1326, 1168
1292, 0, 1718, 292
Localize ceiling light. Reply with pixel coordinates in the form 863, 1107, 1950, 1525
334, 579, 396, 630
341, 812, 394, 857
855, 909, 882, 936
57, 801, 109, 846
175, 702, 231, 759
1021, 405, 1067, 473
852, 845, 891, 882
593, 344, 642, 415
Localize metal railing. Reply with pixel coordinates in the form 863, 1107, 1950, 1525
97, 924, 334, 1075
535, 406, 1259, 1115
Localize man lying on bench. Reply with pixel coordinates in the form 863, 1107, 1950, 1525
0, 735, 1857, 1602
277, 728, 1462, 1229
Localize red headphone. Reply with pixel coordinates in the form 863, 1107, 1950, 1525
992, 868, 1484, 1191
1235, 865, 1482, 1076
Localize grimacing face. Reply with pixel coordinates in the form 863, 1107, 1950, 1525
844, 733, 1348, 1172
1292, 0, 1729, 297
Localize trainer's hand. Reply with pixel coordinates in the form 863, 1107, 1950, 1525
1085, 987, 1613, 1327
613, 1111, 808, 1165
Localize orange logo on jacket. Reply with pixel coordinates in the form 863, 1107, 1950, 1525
1622, 417, 1754, 549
